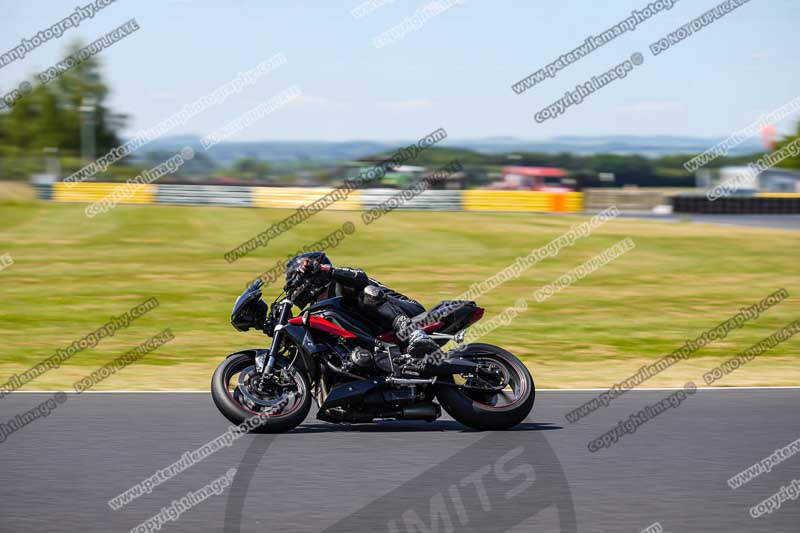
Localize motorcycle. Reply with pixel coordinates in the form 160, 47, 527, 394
211, 274, 535, 432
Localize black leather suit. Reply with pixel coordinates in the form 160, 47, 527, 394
328, 267, 424, 333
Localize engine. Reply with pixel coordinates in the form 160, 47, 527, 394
329, 342, 399, 377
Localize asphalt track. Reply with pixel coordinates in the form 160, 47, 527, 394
1, 390, 798, 532
617, 214, 800, 231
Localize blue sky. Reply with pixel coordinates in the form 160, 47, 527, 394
1, 0, 798, 142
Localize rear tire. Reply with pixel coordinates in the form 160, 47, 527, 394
435, 343, 534, 430
211, 351, 311, 433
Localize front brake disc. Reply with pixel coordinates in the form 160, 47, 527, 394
236, 365, 294, 410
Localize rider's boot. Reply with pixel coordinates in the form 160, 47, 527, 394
393, 316, 440, 359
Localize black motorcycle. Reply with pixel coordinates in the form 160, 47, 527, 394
211, 274, 534, 432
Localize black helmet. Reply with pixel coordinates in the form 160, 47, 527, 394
285, 252, 333, 307
285, 251, 332, 283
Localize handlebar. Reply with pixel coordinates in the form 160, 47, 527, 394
291, 280, 309, 301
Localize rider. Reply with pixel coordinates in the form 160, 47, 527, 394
285, 252, 439, 358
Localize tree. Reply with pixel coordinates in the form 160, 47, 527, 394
232, 158, 271, 180
0, 41, 126, 155
774, 121, 800, 169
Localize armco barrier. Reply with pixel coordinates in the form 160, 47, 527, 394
30, 182, 52, 201
361, 189, 462, 211
157, 184, 252, 207
34, 183, 584, 214
673, 193, 800, 214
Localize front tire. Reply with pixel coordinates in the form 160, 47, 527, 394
211, 351, 311, 433
435, 343, 534, 430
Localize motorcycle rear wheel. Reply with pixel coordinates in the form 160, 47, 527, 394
435, 343, 534, 430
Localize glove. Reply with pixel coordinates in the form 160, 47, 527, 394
298, 258, 320, 277
299, 258, 332, 283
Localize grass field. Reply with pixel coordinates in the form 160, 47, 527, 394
1, 182, 798, 390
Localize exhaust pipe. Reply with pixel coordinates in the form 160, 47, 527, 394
317, 402, 441, 424
398, 403, 441, 421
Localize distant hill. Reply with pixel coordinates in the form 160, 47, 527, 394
137, 135, 765, 164
451, 136, 765, 157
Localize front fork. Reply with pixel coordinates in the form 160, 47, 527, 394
257, 299, 294, 375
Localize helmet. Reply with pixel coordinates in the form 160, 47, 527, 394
284, 252, 334, 307
285, 251, 332, 284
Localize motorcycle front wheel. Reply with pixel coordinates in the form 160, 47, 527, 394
211, 350, 311, 433
435, 343, 534, 430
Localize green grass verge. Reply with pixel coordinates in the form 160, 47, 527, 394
0, 182, 798, 390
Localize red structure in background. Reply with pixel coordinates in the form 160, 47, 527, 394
760, 125, 777, 151
491, 166, 572, 192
